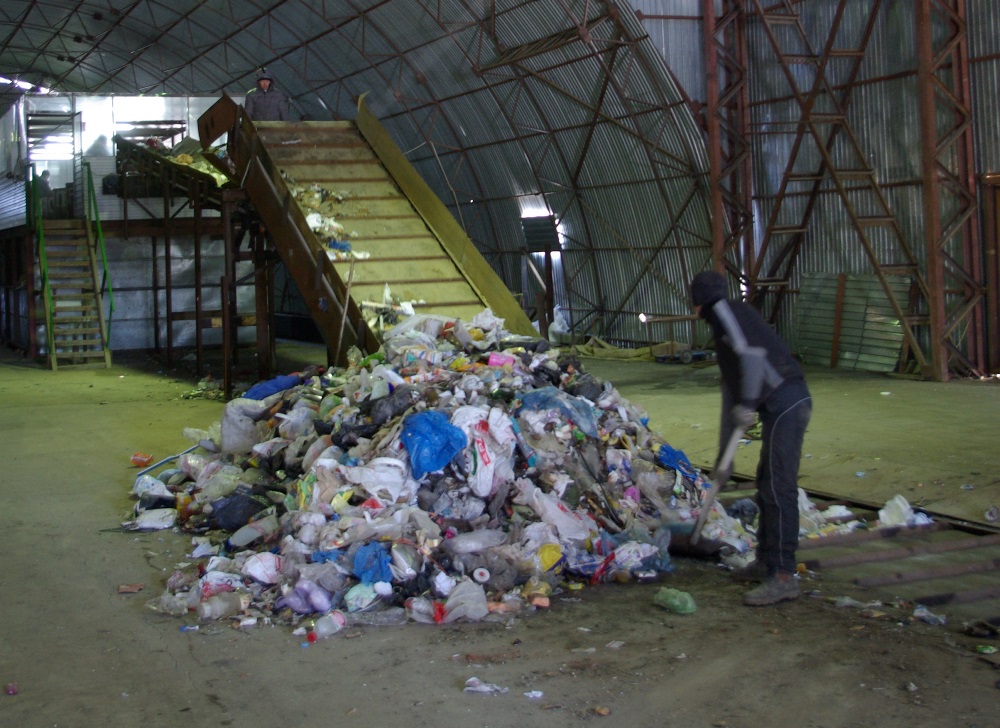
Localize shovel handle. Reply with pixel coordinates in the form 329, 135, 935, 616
689, 427, 745, 545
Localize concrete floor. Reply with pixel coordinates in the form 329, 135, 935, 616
2, 342, 999, 725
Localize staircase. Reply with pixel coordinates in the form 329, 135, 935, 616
39, 219, 112, 369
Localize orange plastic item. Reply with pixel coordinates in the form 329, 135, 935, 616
131, 452, 154, 467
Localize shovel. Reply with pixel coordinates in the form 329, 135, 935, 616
689, 427, 745, 545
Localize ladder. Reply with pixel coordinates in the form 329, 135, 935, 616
39, 219, 112, 369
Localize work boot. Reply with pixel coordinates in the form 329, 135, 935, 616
743, 573, 799, 606
730, 559, 769, 583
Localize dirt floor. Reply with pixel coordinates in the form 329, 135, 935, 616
2, 344, 999, 728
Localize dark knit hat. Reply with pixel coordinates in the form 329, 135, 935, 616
256, 69, 273, 83
690, 270, 728, 307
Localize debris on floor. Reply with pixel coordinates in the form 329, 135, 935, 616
127, 309, 931, 632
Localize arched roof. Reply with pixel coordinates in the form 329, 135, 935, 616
2, 1, 714, 342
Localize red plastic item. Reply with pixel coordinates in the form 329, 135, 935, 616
131, 452, 154, 467
433, 601, 448, 624
360, 497, 384, 512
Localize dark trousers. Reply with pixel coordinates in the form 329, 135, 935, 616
756, 382, 812, 574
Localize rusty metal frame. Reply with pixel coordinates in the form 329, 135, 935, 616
748, 0, 938, 377
915, 0, 985, 379
703, 0, 754, 279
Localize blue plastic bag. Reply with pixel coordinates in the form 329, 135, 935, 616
353, 542, 393, 584
244, 373, 301, 400
400, 410, 467, 479
657, 443, 698, 483
515, 386, 599, 438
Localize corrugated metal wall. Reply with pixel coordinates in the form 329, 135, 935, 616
4, 1, 999, 362
636, 0, 996, 360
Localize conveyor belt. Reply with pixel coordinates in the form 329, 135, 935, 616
197, 94, 534, 365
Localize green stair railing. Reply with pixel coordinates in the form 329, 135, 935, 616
82, 160, 114, 345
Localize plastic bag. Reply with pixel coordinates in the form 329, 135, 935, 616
515, 386, 599, 438
450, 406, 516, 498
124, 508, 177, 531
653, 587, 696, 614
344, 583, 379, 612
513, 478, 595, 544
878, 494, 914, 526
219, 394, 282, 454
441, 529, 507, 554
275, 404, 317, 440
400, 410, 467, 479
241, 552, 283, 584
656, 442, 699, 483
244, 373, 301, 400
353, 542, 393, 585
338, 457, 416, 504
210, 490, 269, 530
443, 579, 488, 622
276, 579, 332, 614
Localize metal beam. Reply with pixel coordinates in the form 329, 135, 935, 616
915, 0, 985, 378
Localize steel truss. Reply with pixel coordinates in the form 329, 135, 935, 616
707, 0, 987, 379
915, 0, 986, 379
703, 1, 753, 279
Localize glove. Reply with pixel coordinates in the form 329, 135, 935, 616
731, 404, 756, 430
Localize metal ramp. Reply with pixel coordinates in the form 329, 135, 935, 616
198, 94, 534, 366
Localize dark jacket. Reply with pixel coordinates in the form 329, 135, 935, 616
245, 84, 290, 121
700, 297, 807, 447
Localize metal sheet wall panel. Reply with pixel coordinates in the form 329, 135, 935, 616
798, 272, 910, 372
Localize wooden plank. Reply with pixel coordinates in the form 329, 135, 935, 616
803, 533, 1000, 570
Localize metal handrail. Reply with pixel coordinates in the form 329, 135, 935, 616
82, 161, 114, 343
29, 164, 56, 359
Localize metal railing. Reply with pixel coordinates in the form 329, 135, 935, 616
82, 160, 114, 344
28, 164, 56, 359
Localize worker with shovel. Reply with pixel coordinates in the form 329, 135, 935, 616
690, 271, 812, 606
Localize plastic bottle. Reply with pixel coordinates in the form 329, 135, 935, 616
509, 417, 537, 467
311, 610, 347, 639
197, 591, 245, 621
226, 510, 279, 549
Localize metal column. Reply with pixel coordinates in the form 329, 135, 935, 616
703, 0, 753, 281
915, 0, 985, 379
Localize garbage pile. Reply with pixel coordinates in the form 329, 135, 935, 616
127, 308, 909, 632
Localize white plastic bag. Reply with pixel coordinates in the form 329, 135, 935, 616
241, 552, 284, 584
450, 405, 516, 498
338, 456, 417, 504
513, 478, 594, 544
125, 508, 177, 531
878, 494, 913, 526
443, 579, 488, 622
